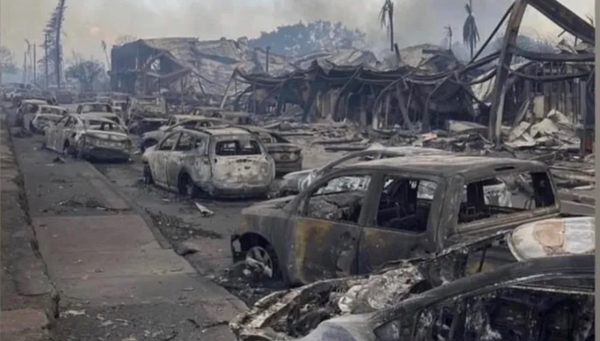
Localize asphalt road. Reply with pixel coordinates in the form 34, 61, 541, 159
11, 133, 246, 341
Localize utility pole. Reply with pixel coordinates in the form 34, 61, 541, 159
33, 44, 37, 83
23, 52, 27, 84
44, 33, 49, 89
265, 46, 271, 72
55, 10, 63, 89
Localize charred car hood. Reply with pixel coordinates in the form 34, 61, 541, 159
230, 263, 423, 341
242, 196, 295, 214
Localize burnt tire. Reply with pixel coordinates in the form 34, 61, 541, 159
143, 164, 154, 184
178, 173, 199, 198
63, 141, 75, 157
244, 243, 282, 283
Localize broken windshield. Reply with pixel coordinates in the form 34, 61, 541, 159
215, 140, 262, 156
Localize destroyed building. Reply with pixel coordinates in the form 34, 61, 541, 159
229, 0, 595, 151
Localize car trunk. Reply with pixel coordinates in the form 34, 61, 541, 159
266, 143, 301, 163
211, 155, 270, 185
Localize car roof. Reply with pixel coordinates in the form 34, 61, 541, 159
178, 127, 252, 136
39, 105, 67, 110
78, 113, 118, 119
347, 155, 548, 179
21, 99, 47, 104
78, 102, 110, 106
173, 115, 224, 122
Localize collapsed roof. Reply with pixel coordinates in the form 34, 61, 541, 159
110, 37, 380, 96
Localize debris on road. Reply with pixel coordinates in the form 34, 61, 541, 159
58, 195, 106, 210
145, 210, 223, 240
194, 202, 214, 217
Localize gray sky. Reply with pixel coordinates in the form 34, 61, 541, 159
0, 0, 594, 63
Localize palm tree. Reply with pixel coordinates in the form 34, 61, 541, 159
379, 0, 395, 51
462, 0, 479, 59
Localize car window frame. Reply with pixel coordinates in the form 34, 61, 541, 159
157, 132, 181, 151
453, 170, 559, 234
293, 168, 381, 226
367, 174, 442, 235
174, 132, 195, 152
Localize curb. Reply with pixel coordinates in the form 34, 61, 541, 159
79, 160, 172, 249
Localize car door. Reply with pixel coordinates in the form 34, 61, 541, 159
288, 169, 379, 284
61, 116, 79, 148
51, 116, 72, 151
356, 173, 444, 274
151, 132, 181, 186
166, 132, 197, 190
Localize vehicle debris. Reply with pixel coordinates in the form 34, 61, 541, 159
194, 202, 214, 217
230, 228, 594, 341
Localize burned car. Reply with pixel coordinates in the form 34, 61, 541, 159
141, 127, 275, 198
15, 99, 53, 127
231, 217, 594, 341
44, 113, 133, 161
128, 118, 168, 136
139, 115, 228, 151
23, 105, 68, 133
231, 156, 562, 286
278, 146, 451, 196
76, 102, 113, 114
241, 126, 303, 174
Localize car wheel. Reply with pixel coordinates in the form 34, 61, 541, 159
143, 164, 154, 184
63, 141, 75, 157
75, 138, 86, 159
245, 245, 280, 281
178, 173, 199, 198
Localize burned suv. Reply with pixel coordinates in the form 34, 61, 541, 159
232, 155, 561, 285
142, 126, 276, 198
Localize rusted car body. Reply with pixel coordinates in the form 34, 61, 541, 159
278, 146, 451, 195
139, 115, 228, 151
44, 113, 133, 161
230, 220, 594, 341
241, 126, 303, 174
141, 127, 275, 198
231, 156, 562, 286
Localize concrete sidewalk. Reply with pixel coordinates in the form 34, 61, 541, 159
11, 134, 246, 340
1, 123, 57, 341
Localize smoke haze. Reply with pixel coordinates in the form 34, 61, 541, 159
0, 0, 594, 63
